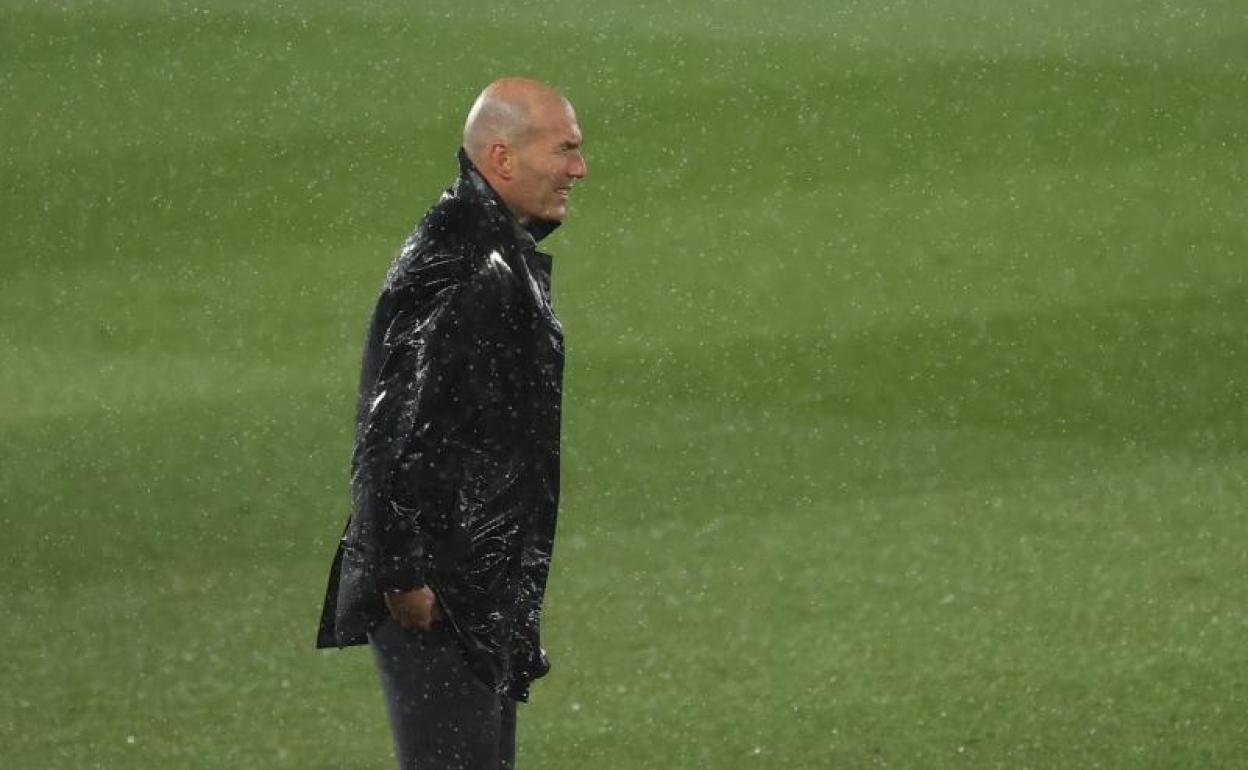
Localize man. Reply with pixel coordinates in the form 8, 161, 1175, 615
316, 77, 587, 770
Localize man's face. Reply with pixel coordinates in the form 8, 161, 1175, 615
507, 100, 587, 224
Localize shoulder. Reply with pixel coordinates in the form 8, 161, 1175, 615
420, 194, 481, 249
384, 197, 493, 295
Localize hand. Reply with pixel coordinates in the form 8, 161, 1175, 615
384, 586, 443, 631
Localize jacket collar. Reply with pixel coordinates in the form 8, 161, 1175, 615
455, 147, 561, 247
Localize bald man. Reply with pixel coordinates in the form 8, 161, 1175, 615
316, 78, 587, 769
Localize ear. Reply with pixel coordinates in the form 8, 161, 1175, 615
486, 141, 513, 181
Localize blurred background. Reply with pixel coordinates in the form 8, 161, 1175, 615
2, 1, 1245, 767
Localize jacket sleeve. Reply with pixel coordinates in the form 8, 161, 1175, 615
353, 252, 492, 593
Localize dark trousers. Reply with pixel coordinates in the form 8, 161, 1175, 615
369, 617, 517, 770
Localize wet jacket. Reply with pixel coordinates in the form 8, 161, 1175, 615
317, 149, 565, 702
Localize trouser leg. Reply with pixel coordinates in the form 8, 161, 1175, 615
499, 696, 516, 770
369, 617, 517, 770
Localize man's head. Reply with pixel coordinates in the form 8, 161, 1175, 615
462, 77, 587, 225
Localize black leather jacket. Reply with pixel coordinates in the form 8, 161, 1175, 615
317, 149, 565, 702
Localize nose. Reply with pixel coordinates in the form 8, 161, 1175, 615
569, 150, 587, 179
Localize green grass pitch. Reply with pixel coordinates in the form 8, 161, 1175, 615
2, 1, 1246, 767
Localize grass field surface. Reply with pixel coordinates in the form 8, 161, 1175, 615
2, 1, 1246, 768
